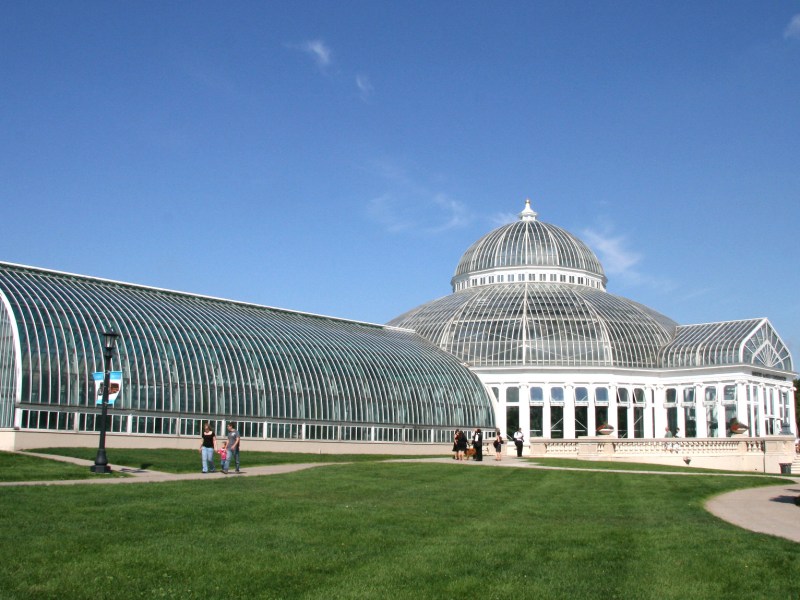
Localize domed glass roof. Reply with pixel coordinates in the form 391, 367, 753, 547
390, 200, 679, 369
453, 200, 606, 285
389, 283, 677, 368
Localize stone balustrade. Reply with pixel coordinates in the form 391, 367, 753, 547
525, 435, 796, 474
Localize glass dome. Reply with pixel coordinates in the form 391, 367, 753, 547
452, 200, 606, 291
389, 283, 677, 368
390, 201, 678, 368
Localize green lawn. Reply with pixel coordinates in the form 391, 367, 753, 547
0, 456, 797, 599
24, 447, 437, 474
0, 451, 127, 481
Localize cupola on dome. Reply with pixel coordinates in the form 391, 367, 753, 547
451, 200, 606, 292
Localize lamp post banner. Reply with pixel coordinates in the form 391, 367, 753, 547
93, 371, 123, 405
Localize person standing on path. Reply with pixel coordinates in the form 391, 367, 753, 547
472, 428, 483, 461
493, 431, 504, 461
200, 422, 217, 473
513, 427, 524, 457
457, 429, 468, 460
225, 422, 241, 474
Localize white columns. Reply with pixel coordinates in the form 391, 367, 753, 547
542, 400, 551, 438
643, 388, 654, 438
653, 386, 667, 436
676, 401, 686, 437
786, 384, 797, 435
518, 385, 530, 438
736, 380, 748, 430
695, 386, 708, 437
608, 385, 618, 436
563, 385, 576, 438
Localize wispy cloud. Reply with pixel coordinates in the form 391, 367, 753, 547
367, 194, 414, 233
429, 194, 470, 232
365, 161, 471, 234
582, 228, 641, 278
582, 225, 677, 293
289, 40, 375, 98
355, 74, 373, 101
784, 14, 800, 40
490, 211, 518, 227
286, 39, 333, 70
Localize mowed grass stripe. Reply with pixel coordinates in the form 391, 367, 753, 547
0, 462, 797, 599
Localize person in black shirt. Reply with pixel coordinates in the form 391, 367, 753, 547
472, 428, 483, 461
200, 422, 217, 473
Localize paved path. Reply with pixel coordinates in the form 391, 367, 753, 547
2, 451, 333, 486
7, 452, 799, 543
705, 482, 800, 543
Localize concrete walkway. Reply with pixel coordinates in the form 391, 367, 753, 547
1, 451, 333, 486
705, 482, 800, 543
6, 452, 799, 544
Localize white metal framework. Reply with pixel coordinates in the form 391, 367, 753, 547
390, 284, 678, 368
390, 201, 796, 443
659, 319, 792, 370
0, 262, 495, 443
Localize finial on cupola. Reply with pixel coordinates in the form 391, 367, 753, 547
519, 198, 538, 221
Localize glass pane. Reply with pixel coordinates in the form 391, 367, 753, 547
575, 406, 588, 437
530, 405, 543, 438
617, 407, 628, 438
617, 388, 629, 404
725, 405, 738, 436
506, 405, 519, 438
595, 405, 608, 430
667, 406, 678, 435
550, 406, 563, 439
633, 407, 644, 437
706, 405, 718, 437
684, 407, 696, 437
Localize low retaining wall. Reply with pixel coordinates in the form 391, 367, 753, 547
525, 436, 797, 474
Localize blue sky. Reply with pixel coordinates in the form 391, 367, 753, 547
2, 2, 799, 358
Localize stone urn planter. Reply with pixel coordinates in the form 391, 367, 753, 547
729, 419, 749, 435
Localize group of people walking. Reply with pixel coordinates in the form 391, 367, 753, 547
452, 429, 507, 461
200, 422, 241, 474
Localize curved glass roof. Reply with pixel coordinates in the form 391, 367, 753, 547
388, 283, 678, 368
0, 262, 495, 431
658, 318, 793, 371
453, 201, 606, 285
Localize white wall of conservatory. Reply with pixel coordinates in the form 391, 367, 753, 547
481, 367, 795, 442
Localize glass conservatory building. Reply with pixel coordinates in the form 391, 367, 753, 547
0, 200, 795, 458
389, 201, 796, 443
0, 262, 495, 450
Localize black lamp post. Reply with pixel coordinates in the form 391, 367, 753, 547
90, 330, 119, 474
